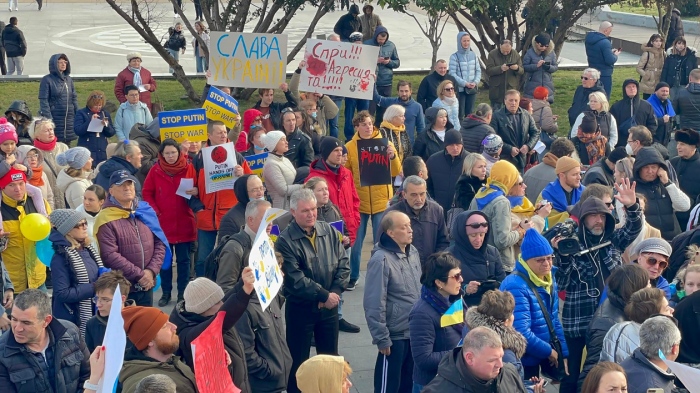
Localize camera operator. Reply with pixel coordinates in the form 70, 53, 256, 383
552, 178, 642, 393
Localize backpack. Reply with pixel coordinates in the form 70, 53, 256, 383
204, 234, 244, 281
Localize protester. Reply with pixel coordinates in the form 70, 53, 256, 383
253, 85, 297, 132
259, 131, 301, 209
55, 147, 93, 209
5, 101, 33, 146
115, 52, 157, 111
84, 270, 133, 353
74, 91, 116, 167
0, 289, 90, 392
114, 86, 154, 143
531, 87, 558, 148
409, 252, 464, 391
538, 156, 584, 225
449, 32, 481, 118
280, 109, 314, 169
490, 90, 540, 173
164, 22, 186, 74
637, 34, 666, 98
571, 92, 617, 149
0, 261, 13, 332
453, 153, 487, 211
523, 138, 574, 202
192, 21, 210, 73
580, 362, 628, 393
218, 174, 265, 241
1, 17, 26, 76
585, 21, 619, 97
38, 54, 78, 144
671, 128, 700, 228
290, 62, 339, 136
461, 103, 496, 153
486, 39, 524, 108
389, 156, 429, 206
632, 238, 673, 298
432, 80, 460, 128
610, 79, 658, 148
364, 26, 400, 122
571, 112, 611, 166
523, 34, 558, 102
583, 147, 628, 187
29, 117, 69, 209
426, 129, 466, 216
373, 81, 424, 144
662, 37, 697, 102
675, 289, 700, 365
413, 107, 451, 161
675, 69, 700, 132
568, 68, 607, 127
333, 4, 361, 41
360, 4, 382, 41
304, 177, 352, 253
417, 60, 457, 112
16, 145, 53, 210
93, 140, 143, 196
128, 120, 162, 185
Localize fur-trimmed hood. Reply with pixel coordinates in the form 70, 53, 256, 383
531, 36, 554, 56
465, 306, 527, 358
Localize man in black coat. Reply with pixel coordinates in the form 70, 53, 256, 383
217, 175, 265, 242
416, 60, 457, 111
252, 84, 297, 131
670, 128, 700, 229
490, 90, 540, 173
333, 4, 362, 41
610, 79, 658, 148
280, 109, 314, 168
2, 17, 26, 75
583, 146, 628, 187
673, 69, 700, 132
0, 21, 6, 75
568, 68, 606, 127
426, 129, 468, 216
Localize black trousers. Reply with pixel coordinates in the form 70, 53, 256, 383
458, 91, 477, 119
341, 0, 349, 10
286, 301, 339, 393
128, 289, 153, 307
560, 335, 586, 393
374, 339, 413, 393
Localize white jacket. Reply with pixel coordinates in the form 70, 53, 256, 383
56, 169, 92, 209
262, 153, 302, 210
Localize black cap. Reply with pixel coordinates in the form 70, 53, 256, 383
109, 170, 138, 187
444, 129, 463, 146
320, 137, 343, 160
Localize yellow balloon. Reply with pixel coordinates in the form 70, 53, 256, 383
20, 213, 51, 242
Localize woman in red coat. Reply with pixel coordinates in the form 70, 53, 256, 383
142, 138, 200, 306
115, 52, 157, 111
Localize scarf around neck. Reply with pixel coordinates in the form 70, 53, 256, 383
34, 138, 57, 152
541, 179, 584, 214
129, 66, 143, 87
475, 180, 507, 210
519, 256, 553, 294
647, 94, 676, 118
420, 286, 464, 335
577, 129, 608, 165
61, 242, 104, 337
158, 153, 187, 176
29, 165, 45, 187
442, 96, 457, 106
510, 195, 536, 214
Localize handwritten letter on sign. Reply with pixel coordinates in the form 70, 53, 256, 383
202, 142, 237, 193
209, 32, 288, 89
191, 312, 240, 393
299, 39, 379, 100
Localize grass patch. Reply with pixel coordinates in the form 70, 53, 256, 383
0, 67, 638, 141
609, 4, 700, 22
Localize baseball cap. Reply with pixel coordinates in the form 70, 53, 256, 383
109, 170, 138, 187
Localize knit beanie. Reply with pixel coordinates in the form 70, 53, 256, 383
534, 33, 551, 46
0, 167, 26, 189
122, 306, 170, 351
482, 134, 503, 156
489, 160, 519, 190
521, 228, 554, 261
655, 82, 670, 91
320, 137, 342, 160
184, 278, 225, 314
49, 209, 89, 236
56, 147, 91, 170
444, 129, 463, 146
676, 128, 700, 146
607, 147, 629, 163
260, 131, 286, 152
555, 156, 580, 175
126, 52, 142, 62
296, 355, 347, 393
0, 118, 18, 145
579, 112, 598, 134
533, 86, 549, 100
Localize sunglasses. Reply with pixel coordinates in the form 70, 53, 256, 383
74, 221, 88, 229
281, 107, 295, 114
581, 76, 592, 81
643, 254, 668, 270
604, 202, 613, 208
446, 272, 462, 281
90, 95, 104, 99
444, 87, 455, 92
534, 255, 554, 264
466, 222, 488, 229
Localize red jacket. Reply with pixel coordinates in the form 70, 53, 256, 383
114, 67, 157, 111
142, 160, 198, 244
307, 158, 360, 245
194, 143, 253, 231
236, 109, 263, 152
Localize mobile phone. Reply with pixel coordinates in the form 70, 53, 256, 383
544, 61, 551, 66
617, 47, 622, 51
647, 389, 663, 393
384, 57, 390, 60
506, 63, 515, 66
542, 380, 549, 388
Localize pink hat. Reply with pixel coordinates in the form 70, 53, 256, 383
0, 118, 18, 145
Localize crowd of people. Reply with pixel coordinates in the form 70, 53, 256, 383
0, 6, 700, 393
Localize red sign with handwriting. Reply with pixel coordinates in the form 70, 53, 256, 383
191, 312, 240, 393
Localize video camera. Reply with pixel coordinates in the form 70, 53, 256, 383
542, 218, 580, 256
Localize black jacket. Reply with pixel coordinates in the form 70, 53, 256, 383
671, 151, 700, 229
84, 300, 136, 354
490, 107, 540, 172
39, 54, 79, 143
621, 348, 676, 393
284, 128, 314, 169
216, 228, 254, 293
461, 114, 496, 154
673, 83, 700, 131
384, 198, 449, 264
94, 156, 143, 197
422, 346, 526, 393
454, 174, 483, 210
634, 147, 682, 240
74, 107, 116, 167
128, 122, 161, 185
333, 5, 362, 41
676, 290, 700, 363
169, 281, 253, 393
417, 71, 458, 112
164, 29, 186, 51
583, 158, 615, 187
661, 49, 697, 87
610, 79, 658, 148
277, 220, 349, 307
234, 295, 291, 393
413, 107, 452, 161
568, 81, 606, 127
1, 24, 26, 58
0, 319, 90, 393
426, 149, 468, 216
218, 174, 253, 243
572, 136, 611, 166
252, 91, 297, 130
665, 9, 685, 48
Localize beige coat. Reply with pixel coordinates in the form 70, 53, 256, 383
531, 99, 558, 135
263, 153, 302, 209
637, 45, 666, 94
56, 169, 92, 209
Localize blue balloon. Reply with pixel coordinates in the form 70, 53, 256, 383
154, 274, 161, 292
36, 238, 54, 267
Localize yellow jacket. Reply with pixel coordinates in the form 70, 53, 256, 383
345, 128, 401, 214
1, 192, 52, 292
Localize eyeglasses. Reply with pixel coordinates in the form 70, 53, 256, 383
446, 272, 462, 281
466, 222, 488, 229
604, 202, 613, 208
74, 221, 88, 229
93, 296, 113, 304
533, 255, 554, 264
248, 186, 266, 194
90, 95, 104, 99
25, 154, 38, 160
581, 76, 592, 81
281, 108, 295, 114
642, 254, 668, 270
444, 87, 455, 92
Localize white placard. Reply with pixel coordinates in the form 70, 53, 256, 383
98, 286, 126, 393
202, 142, 237, 194
248, 231, 283, 311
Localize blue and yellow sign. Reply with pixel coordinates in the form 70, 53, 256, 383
159, 108, 208, 143
202, 86, 240, 129
244, 152, 268, 178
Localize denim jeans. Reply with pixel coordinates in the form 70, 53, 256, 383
195, 229, 218, 277
343, 98, 370, 141
457, 91, 477, 119
327, 98, 343, 138
195, 56, 207, 73
338, 247, 350, 319
167, 48, 180, 73
350, 213, 382, 281
161, 242, 192, 297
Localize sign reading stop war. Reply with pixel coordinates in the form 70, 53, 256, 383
299, 39, 379, 100
202, 86, 239, 129
209, 32, 288, 89
159, 109, 208, 143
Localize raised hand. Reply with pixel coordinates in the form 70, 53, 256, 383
614, 178, 637, 207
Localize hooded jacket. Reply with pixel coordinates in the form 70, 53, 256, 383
454, 174, 484, 210
238, 109, 263, 152
485, 46, 524, 104
16, 145, 54, 209
74, 106, 116, 166
93, 156, 142, 196
531, 99, 558, 136
449, 32, 481, 93
128, 121, 160, 185
39, 54, 79, 144
675, 290, 700, 363
610, 79, 658, 147
414, 107, 451, 161
114, 66, 156, 111
1, 23, 26, 58
637, 45, 666, 94
460, 114, 496, 154
585, 31, 618, 77
118, 349, 197, 393
372, 84, 425, 139
384, 198, 449, 265
417, 71, 458, 112
666, 9, 684, 47
555, 197, 642, 338
427, 148, 467, 216
364, 233, 422, 349
449, 211, 505, 305
114, 101, 152, 142
360, 4, 382, 41
661, 46, 697, 87
307, 159, 360, 243
56, 169, 91, 210
523, 37, 558, 101
568, 80, 606, 127
490, 106, 540, 172
217, 174, 254, 242
583, 157, 616, 187
621, 348, 676, 393
333, 4, 362, 41
363, 26, 400, 87
673, 82, 700, 131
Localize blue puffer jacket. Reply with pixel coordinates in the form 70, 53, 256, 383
449, 32, 481, 93
39, 54, 79, 143
585, 31, 618, 77
363, 26, 400, 87
74, 107, 117, 168
499, 262, 569, 367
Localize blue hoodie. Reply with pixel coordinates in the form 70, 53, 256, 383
585, 31, 618, 77
363, 26, 400, 87
449, 32, 481, 92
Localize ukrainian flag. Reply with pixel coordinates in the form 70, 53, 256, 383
440, 299, 464, 327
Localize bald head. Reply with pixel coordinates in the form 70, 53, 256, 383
599, 21, 613, 36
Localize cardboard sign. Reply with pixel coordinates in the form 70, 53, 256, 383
191, 312, 240, 393
299, 39, 380, 99
244, 152, 268, 179
159, 108, 208, 143
98, 286, 127, 393
249, 231, 284, 311
357, 138, 391, 187
209, 32, 288, 89
202, 86, 240, 129
202, 142, 237, 193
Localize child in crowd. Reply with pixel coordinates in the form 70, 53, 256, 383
671, 245, 700, 305
84, 270, 135, 353
481, 133, 503, 175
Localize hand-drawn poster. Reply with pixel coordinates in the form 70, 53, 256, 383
248, 231, 284, 312
244, 152, 268, 179
159, 109, 208, 143
357, 138, 391, 187
202, 142, 237, 193
209, 32, 288, 89
191, 312, 240, 393
299, 39, 380, 99
202, 86, 239, 129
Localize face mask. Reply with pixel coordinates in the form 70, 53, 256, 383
253, 196, 266, 201
254, 144, 265, 150
310, 112, 317, 119
626, 143, 634, 156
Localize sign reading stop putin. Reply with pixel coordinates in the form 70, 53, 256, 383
159, 108, 208, 143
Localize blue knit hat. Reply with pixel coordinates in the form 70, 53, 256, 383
521, 228, 554, 261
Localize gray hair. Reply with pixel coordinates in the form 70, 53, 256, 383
462, 152, 487, 176
380, 210, 409, 234
639, 316, 681, 360
463, 326, 503, 354
134, 375, 177, 393
14, 289, 52, 320
473, 103, 492, 119
383, 104, 406, 123
290, 188, 317, 210
327, 33, 340, 41
112, 140, 141, 159
245, 199, 271, 221
402, 175, 426, 191
583, 68, 601, 80
599, 21, 613, 32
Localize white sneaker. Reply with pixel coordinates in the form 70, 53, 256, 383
14, 7, 17, 10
